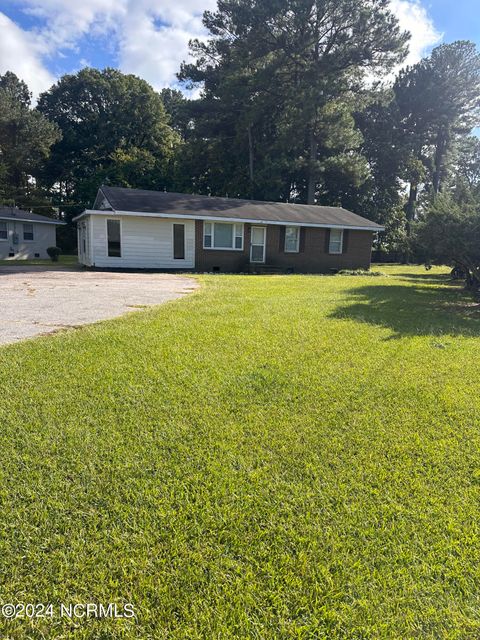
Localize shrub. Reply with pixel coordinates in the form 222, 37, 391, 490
46, 246, 61, 262
337, 269, 386, 277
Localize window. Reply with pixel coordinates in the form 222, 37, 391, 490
204, 222, 212, 248
107, 219, 121, 257
329, 229, 343, 254
284, 226, 300, 252
214, 223, 233, 248
0, 222, 7, 240
23, 223, 34, 241
173, 223, 185, 260
203, 221, 243, 250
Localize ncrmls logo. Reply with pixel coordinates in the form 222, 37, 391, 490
60, 603, 135, 618
0, 602, 136, 620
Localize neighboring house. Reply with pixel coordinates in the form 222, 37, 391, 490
73, 186, 384, 272
0, 207, 65, 260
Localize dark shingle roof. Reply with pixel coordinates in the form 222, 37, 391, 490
0, 207, 64, 225
97, 186, 383, 230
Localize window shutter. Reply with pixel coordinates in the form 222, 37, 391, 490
324, 229, 331, 253
299, 227, 306, 252
279, 226, 286, 252
342, 229, 349, 254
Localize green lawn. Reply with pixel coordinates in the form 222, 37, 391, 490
0, 255, 78, 266
0, 265, 479, 639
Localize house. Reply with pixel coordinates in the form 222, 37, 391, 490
0, 207, 65, 260
73, 186, 384, 272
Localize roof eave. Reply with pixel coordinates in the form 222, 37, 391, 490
72, 210, 90, 222
0, 215, 65, 225
75, 208, 384, 231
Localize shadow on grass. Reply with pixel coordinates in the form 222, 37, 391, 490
331, 281, 480, 338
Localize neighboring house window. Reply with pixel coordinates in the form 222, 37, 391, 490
203, 221, 243, 250
107, 219, 121, 257
329, 229, 343, 254
284, 226, 300, 252
173, 223, 185, 260
0, 222, 7, 240
23, 223, 34, 241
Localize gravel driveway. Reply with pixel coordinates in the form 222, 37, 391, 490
0, 266, 197, 346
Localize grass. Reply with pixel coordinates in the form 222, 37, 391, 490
0, 255, 78, 266
0, 264, 479, 639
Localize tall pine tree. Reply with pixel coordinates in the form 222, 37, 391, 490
179, 0, 409, 203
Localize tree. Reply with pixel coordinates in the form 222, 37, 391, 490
316, 87, 411, 257
416, 194, 480, 289
0, 71, 31, 107
36, 68, 179, 214
453, 135, 480, 199
160, 88, 193, 141
0, 72, 60, 210
179, 0, 409, 204
415, 135, 480, 287
393, 41, 480, 231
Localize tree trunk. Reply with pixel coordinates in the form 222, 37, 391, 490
464, 261, 480, 292
405, 181, 418, 236
307, 130, 318, 205
432, 131, 448, 194
402, 181, 418, 263
247, 123, 254, 198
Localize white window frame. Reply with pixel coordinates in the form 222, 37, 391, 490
284, 226, 300, 253
106, 218, 122, 258
23, 223, 34, 242
329, 228, 343, 254
0, 221, 7, 241
203, 221, 244, 251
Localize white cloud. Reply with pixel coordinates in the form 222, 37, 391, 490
0, 11, 55, 99
22, 0, 125, 54
116, 2, 214, 90
3, 0, 215, 95
390, 0, 443, 67
1, 0, 442, 100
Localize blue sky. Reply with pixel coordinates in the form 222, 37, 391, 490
427, 0, 479, 46
0, 0, 478, 98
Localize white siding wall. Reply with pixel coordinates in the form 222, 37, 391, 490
86, 214, 195, 269
0, 221, 57, 260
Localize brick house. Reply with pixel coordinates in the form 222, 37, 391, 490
73, 186, 383, 272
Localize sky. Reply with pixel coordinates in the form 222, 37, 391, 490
0, 0, 479, 100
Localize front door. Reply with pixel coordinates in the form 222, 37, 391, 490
250, 226, 266, 263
